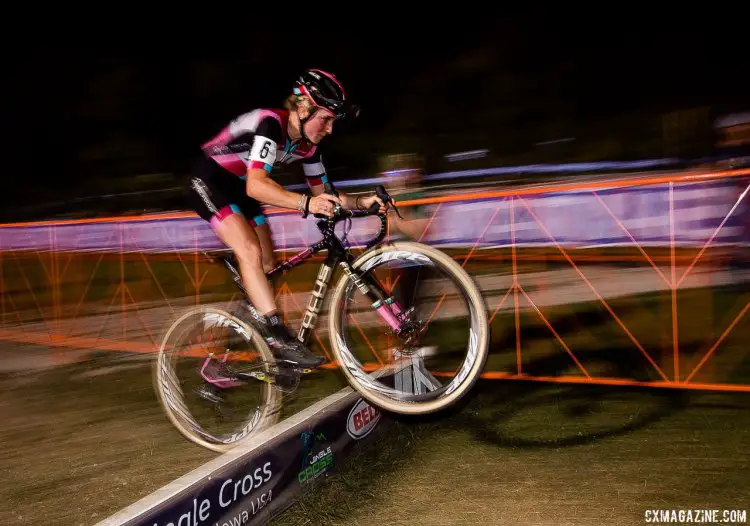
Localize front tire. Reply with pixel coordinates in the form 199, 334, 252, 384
327, 241, 489, 415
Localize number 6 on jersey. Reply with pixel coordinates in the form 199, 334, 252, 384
250, 138, 276, 164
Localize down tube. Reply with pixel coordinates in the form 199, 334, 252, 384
297, 260, 337, 344
267, 246, 316, 277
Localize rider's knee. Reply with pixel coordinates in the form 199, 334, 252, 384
261, 251, 276, 274
235, 239, 263, 269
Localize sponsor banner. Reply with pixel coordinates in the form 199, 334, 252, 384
346, 397, 382, 440
103, 391, 385, 526
432, 179, 749, 248
2, 178, 747, 253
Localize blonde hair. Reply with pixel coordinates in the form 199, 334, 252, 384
284, 94, 314, 113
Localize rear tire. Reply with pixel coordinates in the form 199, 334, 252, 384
153, 305, 282, 452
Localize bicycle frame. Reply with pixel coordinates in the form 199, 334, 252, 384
216, 204, 407, 346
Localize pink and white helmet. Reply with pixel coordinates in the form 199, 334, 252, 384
294, 69, 359, 120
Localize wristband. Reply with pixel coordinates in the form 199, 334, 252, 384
302, 195, 311, 218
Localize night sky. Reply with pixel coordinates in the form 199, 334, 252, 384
3, 16, 748, 213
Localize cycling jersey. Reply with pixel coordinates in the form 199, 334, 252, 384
200, 108, 330, 187
188, 108, 332, 229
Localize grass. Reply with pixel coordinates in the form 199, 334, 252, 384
0, 246, 746, 524
0, 351, 349, 526
0, 279, 745, 524
483, 284, 750, 386
270, 380, 750, 525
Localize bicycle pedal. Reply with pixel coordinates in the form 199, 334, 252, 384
281, 366, 314, 374
236, 370, 273, 384
275, 360, 318, 374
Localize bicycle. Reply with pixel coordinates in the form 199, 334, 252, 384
154, 185, 490, 452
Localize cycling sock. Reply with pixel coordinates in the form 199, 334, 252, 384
265, 312, 282, 326
261, 312, 296, 342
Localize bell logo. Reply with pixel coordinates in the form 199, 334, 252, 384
347, 398, 381, 439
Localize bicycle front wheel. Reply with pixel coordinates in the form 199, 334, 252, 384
328, 241, 490, 415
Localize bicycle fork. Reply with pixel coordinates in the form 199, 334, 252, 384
296, 260, 407, 345
294, 259, 408, 347
338, 261, 407, 334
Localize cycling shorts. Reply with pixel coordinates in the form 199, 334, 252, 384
186, 155, 267, 230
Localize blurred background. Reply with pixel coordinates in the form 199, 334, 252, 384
3, 18, 748, 221
1, 16, 749, 526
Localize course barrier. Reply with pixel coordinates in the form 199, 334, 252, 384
96, 386, 388, 525
1, 168, 748, 253
0, 167, 747, 391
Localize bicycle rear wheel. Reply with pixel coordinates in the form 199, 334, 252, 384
153, 305, 282, 452
328, 241, 489, 415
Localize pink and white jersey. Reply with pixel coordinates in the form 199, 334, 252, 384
200, 108, 330, 186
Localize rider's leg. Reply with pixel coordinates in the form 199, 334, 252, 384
210, 208, 324, 367
186, 161, 324, 368
253, 218, 276, 274
210, 210, 275, 314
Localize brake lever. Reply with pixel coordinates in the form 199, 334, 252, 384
389, 198, 404, 219
375, 184, 403, 219
331, 203, 345, 221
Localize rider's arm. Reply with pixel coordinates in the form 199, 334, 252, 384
302, 153, 361, 209
307, 181, 359, 210
244, 121, 308, 211
246, 169, 308, 211
337, 190, 359, 211
302, 152, 331, 194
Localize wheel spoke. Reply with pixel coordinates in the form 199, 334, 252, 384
154, 306, 282, 452
328, 242, 490, 415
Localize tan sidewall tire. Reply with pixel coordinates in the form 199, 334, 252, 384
153, 305, 282, 453
328, 241, 489, 415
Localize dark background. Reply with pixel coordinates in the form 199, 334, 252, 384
2, 16, 748, 220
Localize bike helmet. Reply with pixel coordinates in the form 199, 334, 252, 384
294, 69, 359, 121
